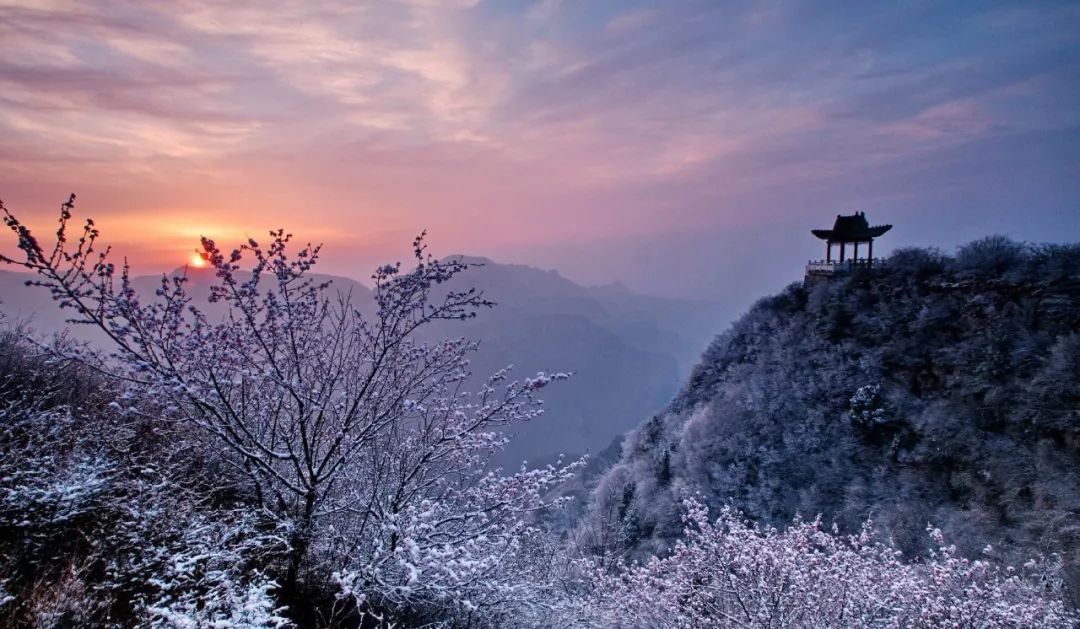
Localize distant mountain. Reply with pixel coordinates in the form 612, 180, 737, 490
0, 267, 375, 349
438, 256, 720, 378
0, 257, 726, 466
424, 257, 724, 465
576, 237, 1080, 597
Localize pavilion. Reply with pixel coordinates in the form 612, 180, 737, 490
805, 212, 891, 282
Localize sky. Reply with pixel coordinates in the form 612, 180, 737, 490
1, 0, 1078, 305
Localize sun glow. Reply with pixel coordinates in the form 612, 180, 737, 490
190, 252, 207, 268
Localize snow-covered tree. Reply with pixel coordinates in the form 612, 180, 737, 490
2, 195, 580, 623
568, 465, 640, 568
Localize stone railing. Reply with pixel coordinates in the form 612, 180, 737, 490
805, 259, 886, 275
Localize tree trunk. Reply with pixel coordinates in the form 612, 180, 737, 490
285, 489, 318, 596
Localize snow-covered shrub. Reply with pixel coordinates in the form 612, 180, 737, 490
0, 324, 288, 625
0, 329, 124, 625
139, 512, 292, 628
885, 245, 949, 277
581, 499, 1076, 628
24, 561, 98, 629
148, 578, 290, 629
333, 460, 579, 625
955, 235, 1027, 276
849, 384, 887, 426
1, 455, 114, 539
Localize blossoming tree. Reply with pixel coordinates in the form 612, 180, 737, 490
1, 195, 579, 623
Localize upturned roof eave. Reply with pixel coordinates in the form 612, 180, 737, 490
811, 224, 892, 241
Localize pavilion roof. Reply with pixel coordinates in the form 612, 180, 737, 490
812, 212, 892, 242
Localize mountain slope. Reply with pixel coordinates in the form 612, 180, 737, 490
580, 238, 1080, 581
0, 257, 725, 466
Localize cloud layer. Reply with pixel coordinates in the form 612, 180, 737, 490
1, 0, 1078, 301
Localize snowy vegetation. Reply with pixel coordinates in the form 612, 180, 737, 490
580, 499, 1073, 627
574, 236, 1080, 613
1, 197, 1076, 627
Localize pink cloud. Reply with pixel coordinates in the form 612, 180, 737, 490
880, 99, 994, 141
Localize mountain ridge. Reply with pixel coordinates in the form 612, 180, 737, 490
0, 256, 726, 466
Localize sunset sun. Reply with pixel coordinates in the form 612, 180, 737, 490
189, 252, 206, 268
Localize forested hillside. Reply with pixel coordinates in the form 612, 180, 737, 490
577, 237, 1080, 601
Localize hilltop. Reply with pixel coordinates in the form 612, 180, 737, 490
575, 236, 1080, 602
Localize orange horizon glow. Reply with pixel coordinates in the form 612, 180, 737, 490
0, 2, 1077, 299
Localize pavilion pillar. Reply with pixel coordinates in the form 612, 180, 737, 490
839, 241, 846, 262
854, 241, 860, 263
826, 241, 831, 262
868, 239, 874, 268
